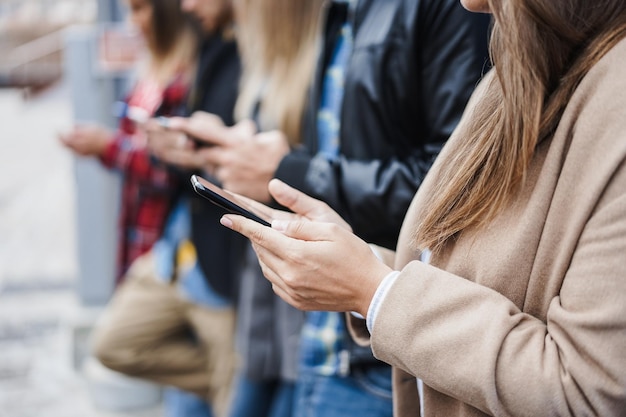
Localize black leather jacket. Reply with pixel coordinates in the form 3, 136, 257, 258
276, 0, 491, 250
274, 0, 491, 366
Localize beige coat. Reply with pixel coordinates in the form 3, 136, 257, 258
350, 38, 626, 416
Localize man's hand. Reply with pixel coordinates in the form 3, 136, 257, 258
155, 111, 289, 202
198, 130, 290, 203
166, 111, 255, 147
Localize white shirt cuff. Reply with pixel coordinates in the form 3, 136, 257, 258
366, 270, 400, 333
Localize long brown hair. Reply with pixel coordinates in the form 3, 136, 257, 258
234, 0, 325, 142
414, 0, 626, 254
142, 0, 198, 85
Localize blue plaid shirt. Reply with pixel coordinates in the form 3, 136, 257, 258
299, 3, 354, 376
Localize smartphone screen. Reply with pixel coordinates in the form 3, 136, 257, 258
190, 175, 272, 227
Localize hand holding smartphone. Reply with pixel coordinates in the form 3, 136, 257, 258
190, 175, 272, 226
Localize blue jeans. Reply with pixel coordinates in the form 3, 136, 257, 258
163, 387, 213, 417
228, 373, 295, 417
293, 366, 393, 417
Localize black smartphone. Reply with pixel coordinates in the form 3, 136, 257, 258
190, 175, 272, 227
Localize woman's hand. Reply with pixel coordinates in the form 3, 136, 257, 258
58, 125, 111, 157
233, 179, 352, 230
144, 118, 204, 169
268, 179, 351, 230
220, 180, 392, 316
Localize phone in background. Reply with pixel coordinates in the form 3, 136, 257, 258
190, 175, 272, 227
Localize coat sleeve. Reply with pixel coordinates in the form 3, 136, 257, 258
370, 174, 626, 416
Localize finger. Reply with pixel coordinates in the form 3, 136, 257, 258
162, 148, 202, 169
269, 278, 309, 311
202, 162, 217, 178
72, 124, 90, 133
58, 133, 83, 151
213, 165, 227, 185
253, 246, 324, 312
231, 119, 257, 139
270, 219, 340, 243
160, 116, 186, 129
220, 214, 294, 251
268, 179, 332, 219
148, 131, 187, 151
252, 249, 285, 289
198, 146, 228, 166
224, 201, 335, 244
269, 282, 299, 308
248, 238, 311, 305
172, 113, 233, 147
179, 134, 192, 149
252, 257, 302, 309
145, 117, 184, 135
58, 133, 71, 144
143, 118, 163, 133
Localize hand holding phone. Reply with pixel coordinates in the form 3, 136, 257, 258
190, 175, 273, 226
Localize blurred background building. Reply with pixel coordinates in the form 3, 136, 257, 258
0, 1, 165, 415
0, 0, 95, 89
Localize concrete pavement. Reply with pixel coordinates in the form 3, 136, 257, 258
0, 81, 163, 417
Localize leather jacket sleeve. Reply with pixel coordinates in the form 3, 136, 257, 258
275, 0, 491, 250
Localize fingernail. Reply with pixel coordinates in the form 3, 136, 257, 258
157, 116, 171, 129
220, 216, 233, 228
270, 179, 286, 192
272, 220, 288, 231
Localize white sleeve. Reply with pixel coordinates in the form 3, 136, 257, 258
366, 270, 401, 333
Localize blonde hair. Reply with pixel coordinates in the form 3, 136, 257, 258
234, 0, 325, 142
415, 0, 626, 254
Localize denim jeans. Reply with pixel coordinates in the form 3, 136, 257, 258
228, 373, 295, 417
163, 387, 213, 417
293, 365, 393, 417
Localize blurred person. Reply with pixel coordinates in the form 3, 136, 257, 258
134, 1, 325, 414
171, 0, 490, 416
59, 0, 197, 283
225, 2, 325, 416
90, 0, 243, 416
220, 0, 626, 416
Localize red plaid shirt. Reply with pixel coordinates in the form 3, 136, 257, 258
100, 75, 188, 284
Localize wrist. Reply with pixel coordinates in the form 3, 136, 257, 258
357, 263, 392, 317
366, 270, 401, 333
